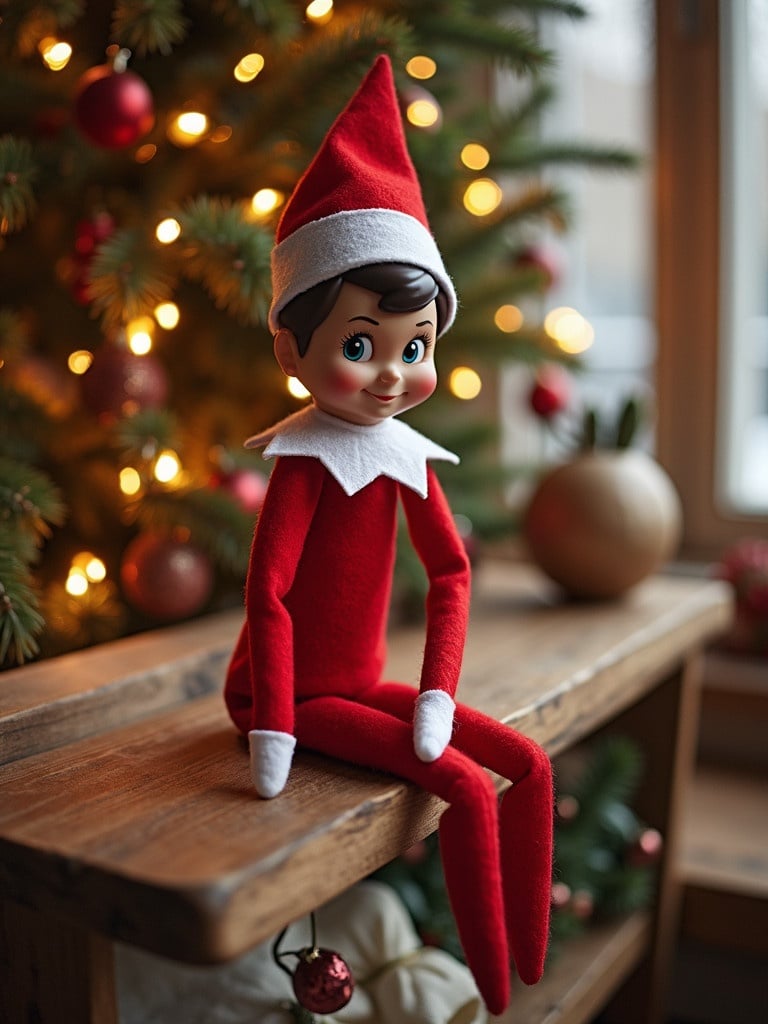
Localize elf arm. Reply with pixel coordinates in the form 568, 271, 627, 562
400, 465, 471, 761
244, 454, 325, 796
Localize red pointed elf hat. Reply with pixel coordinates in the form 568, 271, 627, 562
269, 55, 456, 334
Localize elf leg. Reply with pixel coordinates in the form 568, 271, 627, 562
294, 694, 511, 1015
363, 682, 554, 984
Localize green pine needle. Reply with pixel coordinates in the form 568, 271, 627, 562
176, 197, 273, 326
88, 227, 177, 328
0, 136, 38, 234
0, 455, 66, 542
0, 551, 44, 666
111, 0, 189, 56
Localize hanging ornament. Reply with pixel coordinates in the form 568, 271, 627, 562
513, 241, 564, 292
80, 341, 168, 420
528, 364, 571, 420
73, 45, 155, 149
120, 531, 214, 621
273, 912, 354, 1016
67, 211, 116, 305
211, 466, 269, 516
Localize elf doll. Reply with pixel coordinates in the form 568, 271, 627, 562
224, 55, 553, 1016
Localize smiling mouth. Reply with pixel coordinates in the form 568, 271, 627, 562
364, 391, 403, 402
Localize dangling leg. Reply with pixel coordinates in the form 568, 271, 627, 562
364, 682, 554, 984
295, 693, 511, 1015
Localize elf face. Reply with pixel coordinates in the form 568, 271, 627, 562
274, 281, 438, 426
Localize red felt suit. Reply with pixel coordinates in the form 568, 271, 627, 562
223, 55, 553, 1016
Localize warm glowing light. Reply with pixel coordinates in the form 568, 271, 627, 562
72, 552, 107, 583
544, 306, 595, 354
234, 52, 265, 82
463, 178, 502, 217
119, 467, 142, 496
154, 450, 181, 483
251, 188, 284, 216
39, 37, 72, 70
156, 218, 181, 244
449, 366, 482, 400
406, 55, 437, 80
167, 111, 209, 146
461, 143, 490, 171
135, 143, 157, 164
406, 98, 440, 129
127, 316, 154, 355
494, 304, 524, 333
154, 302, 180, 329
209, 125, 232, 143
287, 377, 311, 400
68, 349, 93, 375
65, 569, 89, 597
306, 0, 334, 23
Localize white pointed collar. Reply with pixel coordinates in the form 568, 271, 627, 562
244, 405, 458, 498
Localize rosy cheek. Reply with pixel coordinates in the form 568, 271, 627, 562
411, 367, 437, 401
328, 367, 363, 392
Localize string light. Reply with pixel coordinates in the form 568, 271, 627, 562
135, 144, 157, 164
119, 467, 142, 496
449, 366, 482, 400
156, 218, 181, 244
287, 377, 311, 400
154, 302, 180, 329
126, 316, 154, 355
234, 53, 265, 82
544, 306, 595, 354
65, 568, 89, 597
153, 449, 182, 483
251, 188, 284, 216
68, 350, 93, 375
463, 178, 502, 217
39, 37, 72, 71
405, 95, 441, 130
306, 0, 334, 24
72, 552, 107, 582
461, 143, 490, 171
494, 304, 523, 333
167, 111, 209, 146
406, 55, 437, 80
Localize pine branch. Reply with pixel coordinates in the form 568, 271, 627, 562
111, 0, 189, 56
0, 136, 38, 235
135, 486, 254, 576
418, 13, 552, 73
0, 1, 84, 59
495, 140, 640, 173
175, 196, 273, 326
0, 456, 66, 545
0, 549, 45, 666
88, 227, 177, 328
114, 408, 180, 458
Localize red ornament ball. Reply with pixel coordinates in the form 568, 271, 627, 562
513, 241, 564, 291
74, 62, 154, 148
214, 468, 269, 516
528, 364, 571, 420
80, 346, 168, 420
292, 948, 354, 1015
120, 532, 214, 621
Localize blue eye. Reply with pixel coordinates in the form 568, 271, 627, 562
402, 338, 426, 364
342, 334, 373, 362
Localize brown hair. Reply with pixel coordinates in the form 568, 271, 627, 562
278, 262, 448, 356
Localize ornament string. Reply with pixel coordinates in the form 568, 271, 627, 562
272, 911, 319, 977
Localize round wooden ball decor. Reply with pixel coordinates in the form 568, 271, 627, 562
523, 450, 682, 598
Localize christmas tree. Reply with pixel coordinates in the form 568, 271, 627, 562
0, 0, 633, 667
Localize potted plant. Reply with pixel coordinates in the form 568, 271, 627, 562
521, 367, 682, 599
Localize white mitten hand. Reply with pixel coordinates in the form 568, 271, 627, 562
248, 729, 296, 798
413, 690, 455, 762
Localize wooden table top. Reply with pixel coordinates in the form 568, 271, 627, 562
0, 562, 732, 965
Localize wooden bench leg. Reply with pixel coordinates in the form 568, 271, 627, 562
599, 653, 703, 1024
0, 898, 117, 1024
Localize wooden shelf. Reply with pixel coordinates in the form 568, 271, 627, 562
491, 912, 652, 1024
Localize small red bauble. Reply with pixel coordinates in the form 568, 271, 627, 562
214, 468, 268, 516
120, 532, 214, 621
528, 364, 571, 419
513, 241, 564, 291
80, 345, 168, 420
292, 948, 354, 1015
74, 53, 154, 149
